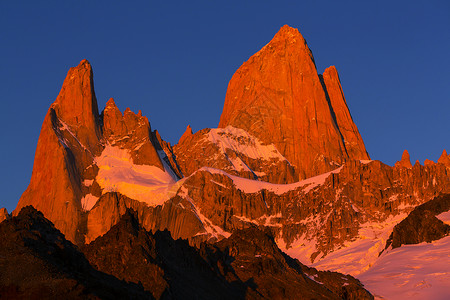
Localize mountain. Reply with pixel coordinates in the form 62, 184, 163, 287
0, 208, 9, 223
1, 205, 372, 299
14, 60, 182, 245
384, 193, 450, 250
358, 194, 450, 299
218, 25, 369, 180
10, 25, 450, 298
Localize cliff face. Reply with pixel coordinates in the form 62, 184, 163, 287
11, 27, 450, 297
14, 60, 178, 244
219, 25, 369, 180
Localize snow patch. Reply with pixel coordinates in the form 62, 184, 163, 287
81, 194, 99, 211
198, 166, 342, 195
358, 236, 450, 300
207, 126, 286, 162
83, 179, 94, 187
95, 145, 181, 206
277, 232, 319, 264
360, 160, 373, 164
310, 213, 408, 276
436, 210, 450, 225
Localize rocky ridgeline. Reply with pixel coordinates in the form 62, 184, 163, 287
175, 158, 450, 262
6, 25, 450, 280
384, 193, 450, 250
218, 25, 369, 180
0, 205, 372, 299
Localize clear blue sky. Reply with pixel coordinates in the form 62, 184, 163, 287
1, 1, 449, 212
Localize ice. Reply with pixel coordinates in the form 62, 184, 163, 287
207, 126, 287, 161
199, 166, 342, 195
277, 232, 319, 264
311, 213, 407, 275
436, 210, 450, 225
95, 145, 181, 206
360, 160, 373, 164
81, 194, 99, 211
358, 236, 450, 300
83, 179, 94, 187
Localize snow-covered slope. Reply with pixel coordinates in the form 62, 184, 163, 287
94, 145, 181, 207
358, 235, 450, 300
173, 125, 297, 183
201, 165, 342, 195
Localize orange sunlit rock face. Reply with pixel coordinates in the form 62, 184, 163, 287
438, 149, 450, 167
178, 125, 193, 145
395, 149, 413, 169
0, 208, 9, 223
102, 98, 164, 168
219, 25, 369, 179
14, 60, 172, 244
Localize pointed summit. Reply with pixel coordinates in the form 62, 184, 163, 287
219, 25, 369, 179
178, 125, 193, 144
395, 150, 413, 169
51, 59, 101, 152
424, 159, 435, 166
438, 149, 450, 167
0, 207, 9, 223
273, 25, 305, 40
321, 66, 370, 160
103, 98, 127, 138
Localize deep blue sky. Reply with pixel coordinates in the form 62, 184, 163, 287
1, 1, 449, 212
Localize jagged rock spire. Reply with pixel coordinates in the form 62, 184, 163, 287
178, 125, 193, 144
395, 150, 413, 169
438, 149, 450, 167
219, 25, 369, 179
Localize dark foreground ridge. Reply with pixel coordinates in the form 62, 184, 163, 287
0, 206, 373, 299
0, 206, 152, 299
384, 193, 450, 250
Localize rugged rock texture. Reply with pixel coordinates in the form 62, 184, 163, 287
384, 194, 450, 250
83, 210, 372, 299
152, 130, 183, 179
83, 210, 244, 300
218, 25, 369, 180
0, 206, 151, 299
85, 192, 205, 244
424, 159, 435, 166
102, 98, 163, 168
14, 60, 178, 244
50, 59, 102, 154
438, 149, 450, 167
174, 126, 296, 184
214, 227, 373, 300
178, 125, 193, 144
0, 208, 9, 223
321, 66, 368, 160
177, 160, 450, 262
15, 93, 89, 244
394, 149, 413, 168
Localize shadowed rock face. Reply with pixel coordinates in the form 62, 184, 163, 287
83, 210, 244, 300
82, 210, 373, 300
214, 227, 373, 300
0, 206, 152, 299
218, 25, 369, 180
84, 192, 205, 244
384, 194, 450, 250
